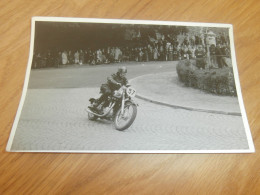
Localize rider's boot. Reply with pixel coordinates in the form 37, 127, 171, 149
88, 99, 103, 114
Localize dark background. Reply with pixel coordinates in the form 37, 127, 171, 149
34, 21, 190, 51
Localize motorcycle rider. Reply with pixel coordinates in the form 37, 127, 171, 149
89, 66, 128, 113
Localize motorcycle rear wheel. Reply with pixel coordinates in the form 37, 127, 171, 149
114, 103, 137, 131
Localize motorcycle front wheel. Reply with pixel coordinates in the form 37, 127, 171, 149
114, 103, 137, 131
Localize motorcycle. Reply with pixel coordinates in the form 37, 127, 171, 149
86, 85, 138, 131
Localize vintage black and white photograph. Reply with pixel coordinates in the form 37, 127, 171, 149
6, 17, 254, 153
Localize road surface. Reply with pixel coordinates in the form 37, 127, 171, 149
10, 62, 249, 151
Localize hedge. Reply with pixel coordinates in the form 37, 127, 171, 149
176, 59, 237, 96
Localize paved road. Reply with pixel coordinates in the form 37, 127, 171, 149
29, 61, 177, 89
10, 62, 249, 151
11, 88, 248, 151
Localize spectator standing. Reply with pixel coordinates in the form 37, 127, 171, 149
216, 34, 221, 45
195, 45, 206, 69
220, 32, 226, 44
134, 48, 139, 62
190, 34, 195, 46
221, 43, 230, 67
62, 51, 68, 65
53, 50, 59, 68
183, 36, 189, 46
138, 48, 144, 62
115, 47, 122, 62
123, 47, 130, 62
147, 44, 153, 61
79, 50, 84, 65
168, 44, 174, 61
187, 46, 193, 60
173, 46, 179, 61
153, 46, 159, 61
215, 44, 224, 68
110, 47, 116, 63
84, 50, 89, 64
188, 45, 196, 59
96, 49, 102, 64
129, 48, 134, 61
143, 47, 148, 62
195, 35, 200, 45
106, 47, 111, 62
74, 50, 79, 64
221, 43, 230, 57
103, 48, 110, 64
89, 49, 96, 65
209, 45, 217, 68
159, 44, 165, 61
200, 33, 205, 46
68, 50, 73, 64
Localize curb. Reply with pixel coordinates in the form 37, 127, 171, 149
136, 94, 241, 116
129, 76, 241, 117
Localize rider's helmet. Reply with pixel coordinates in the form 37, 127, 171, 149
118, 66, 127, 74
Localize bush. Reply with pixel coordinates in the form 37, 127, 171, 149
176, 60, 236, 96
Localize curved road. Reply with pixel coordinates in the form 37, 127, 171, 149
29, 61, 176, 89
11, 62, 249, 151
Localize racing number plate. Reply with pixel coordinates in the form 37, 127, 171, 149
126, 87, 136, 97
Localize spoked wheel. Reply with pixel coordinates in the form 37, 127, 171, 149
114, 103, 137, 131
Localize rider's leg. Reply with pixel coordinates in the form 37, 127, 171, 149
89, 84, 111, 113
96, 93, 107, 105
96, 84, 112, 105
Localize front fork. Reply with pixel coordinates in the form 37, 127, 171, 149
121, 90, 125, 114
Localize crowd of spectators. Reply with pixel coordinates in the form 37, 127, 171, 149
32, 30, 230, 69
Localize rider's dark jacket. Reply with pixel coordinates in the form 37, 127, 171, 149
97, 72, 128, 105
99, 72, 128, 95
107, 73, 128, 91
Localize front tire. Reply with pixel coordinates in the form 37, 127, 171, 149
114, 103, 137, 131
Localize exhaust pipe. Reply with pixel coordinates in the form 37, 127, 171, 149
86, 108, 109, 117
86, 103, 115, 117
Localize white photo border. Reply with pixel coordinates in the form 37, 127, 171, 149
6, 16, 255, 153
